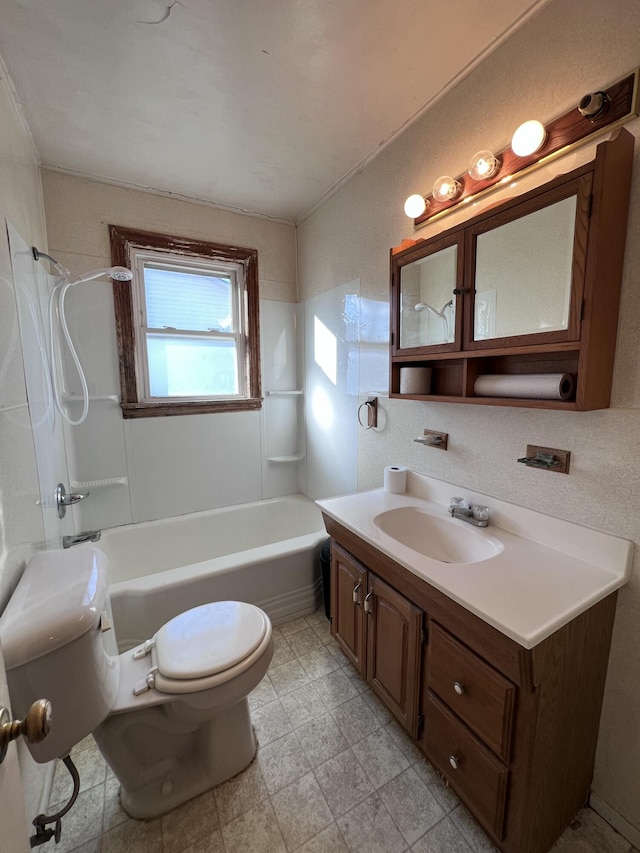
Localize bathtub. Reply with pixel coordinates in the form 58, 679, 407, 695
99, 495, 328, 651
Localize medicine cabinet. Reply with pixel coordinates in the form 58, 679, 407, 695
389, 129, 634, 410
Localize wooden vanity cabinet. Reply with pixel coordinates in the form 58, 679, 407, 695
330, 542, 422, 736
323, 516, 619, 853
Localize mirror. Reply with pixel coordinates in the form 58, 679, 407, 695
473, 195, 577, 341
399, 244, 457, 348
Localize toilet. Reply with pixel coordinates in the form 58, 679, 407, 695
0, 546, 273, 818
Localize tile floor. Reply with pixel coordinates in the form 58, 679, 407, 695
47, 608, 637, 853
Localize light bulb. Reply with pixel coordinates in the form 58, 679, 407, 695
468, 150, 500, 181
403, 194, 428, 218
432, 176, 461, 202
511, 120, 546, 157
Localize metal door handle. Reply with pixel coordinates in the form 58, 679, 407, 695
0, 699, 52, 763
352, 581, 362, 605
364, 592, 373, 613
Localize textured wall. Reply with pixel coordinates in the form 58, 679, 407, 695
298, 0, 640, 836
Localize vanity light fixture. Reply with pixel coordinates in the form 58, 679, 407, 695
403, 68, 638, 229
511, 120, 547, 157
432, 176, 461, 202
403, 194, 428, 218
468, 150, 500, 181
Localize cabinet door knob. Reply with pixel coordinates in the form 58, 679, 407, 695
352, 582, 362, 605
364, 592, 373, 613
453, 681, 465, 695
449, 754, 461, 770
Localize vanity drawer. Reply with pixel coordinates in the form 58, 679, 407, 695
429, 621, 515, 761
425, 692, 508, 841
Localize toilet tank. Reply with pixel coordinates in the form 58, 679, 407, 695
0, 546, 119, 763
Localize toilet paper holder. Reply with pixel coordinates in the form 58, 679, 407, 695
414, 429, 448, 450
517, 445, 571, 474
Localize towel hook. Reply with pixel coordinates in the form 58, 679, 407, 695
357, 397, 378, 430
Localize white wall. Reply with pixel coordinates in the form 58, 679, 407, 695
0, 58, 53, 836
41, 172, 303, 526
297, 0, 640, 839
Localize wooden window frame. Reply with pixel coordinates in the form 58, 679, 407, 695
110, 225, 261, 418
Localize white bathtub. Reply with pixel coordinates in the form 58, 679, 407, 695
99, 495, 328, 651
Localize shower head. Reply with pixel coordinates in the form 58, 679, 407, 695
72, 267, 133, 284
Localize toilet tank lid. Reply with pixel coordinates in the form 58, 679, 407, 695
0, 546, 109, 670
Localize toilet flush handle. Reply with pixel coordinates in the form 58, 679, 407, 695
0, 698, 52, 763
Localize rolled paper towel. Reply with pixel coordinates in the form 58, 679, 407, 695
384, 465, 407, 494
473, 373, 575, 401
400, 367, 432, 395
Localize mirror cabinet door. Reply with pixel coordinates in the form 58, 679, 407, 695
466, 175, 591, 349
398, 240, 460, 350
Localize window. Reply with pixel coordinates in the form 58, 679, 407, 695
110, 226, 261, 417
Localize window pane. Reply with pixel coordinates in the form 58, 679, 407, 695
144, 265, 233, 332
146, 335, 239, 397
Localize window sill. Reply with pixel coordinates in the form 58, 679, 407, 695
120, 398, 263, 418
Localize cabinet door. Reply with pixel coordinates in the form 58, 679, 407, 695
330, 542, 367, 675
365, 573, 422, 736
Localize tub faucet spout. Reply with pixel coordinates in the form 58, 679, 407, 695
63, 530, 101, 549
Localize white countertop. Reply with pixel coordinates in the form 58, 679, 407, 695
317, 475, 633, 649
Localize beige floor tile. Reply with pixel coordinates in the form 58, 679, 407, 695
102, 776, 130, 833
294, 712, 349, 768
411, 815, 472, 852
161, 789, 219, 853
449, 806, 500, 852
221, 798, 286, 853
287, 627, 325, 657
101, 814, 163, 853
248, 674, 278, 710
49, 785, 105, 853
271, 771, 333, 850
378, 766, 445, 845
298, 822, 350, 852
414, 759, 460, 814
314, 669, 359, 710
337, 792, 407, 853
181, 828, 225, 852
280, 681, 328, 727
298, 646, 342, 680
352, 726, 411, 790
314, 748, 374, 818
280, 617, 312, 637
253, 698, 293, 746
272, 635, 297, 666
257, 730, 311, 794
51, 745, 107, 805
213, 758, 268, 825
269, 659, 312, 696
331, 694, 383, 745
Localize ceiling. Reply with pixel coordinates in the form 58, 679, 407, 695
0, 0, 548, 222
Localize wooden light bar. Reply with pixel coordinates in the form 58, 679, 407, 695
412, 69, 639, 229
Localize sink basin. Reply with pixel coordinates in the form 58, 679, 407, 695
373, 506, 503, 564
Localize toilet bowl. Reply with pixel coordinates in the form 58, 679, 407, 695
0, 547, 273, 818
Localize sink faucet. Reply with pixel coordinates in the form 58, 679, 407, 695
62, 530, 101, 549
449, 502, 490, 528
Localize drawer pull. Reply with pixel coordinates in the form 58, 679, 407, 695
449, 754, 461, 770
453, 681, 465, 695
352, 582, 362, 605
364, 592, 373, 613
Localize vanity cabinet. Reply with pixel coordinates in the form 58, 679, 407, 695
389, 128, 634, 410
323, 516, 619, 853
330, 542, 422, 735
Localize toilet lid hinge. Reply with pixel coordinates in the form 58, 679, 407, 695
133, 666, 158, 696
132, 639, 156, 660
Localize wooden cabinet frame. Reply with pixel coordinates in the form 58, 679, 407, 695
389, 129, 634, 410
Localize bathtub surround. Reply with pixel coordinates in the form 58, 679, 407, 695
297, 0, 640, 841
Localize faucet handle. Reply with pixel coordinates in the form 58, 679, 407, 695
450, 496, 468, 510
471, 505, 490, 522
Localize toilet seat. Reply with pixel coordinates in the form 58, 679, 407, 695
131, 601, 271, 696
